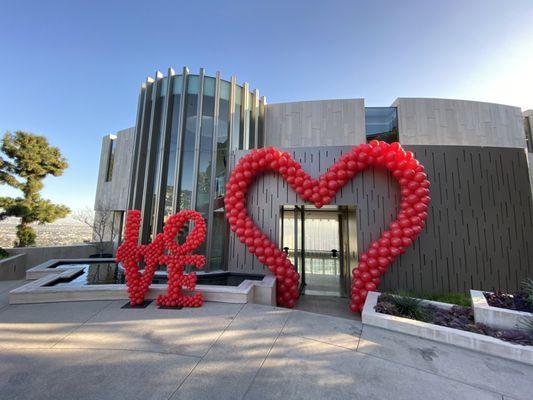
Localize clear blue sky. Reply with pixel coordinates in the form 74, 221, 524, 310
1, 0, 532, 211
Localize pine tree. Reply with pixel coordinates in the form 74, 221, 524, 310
0, 131, 70, 247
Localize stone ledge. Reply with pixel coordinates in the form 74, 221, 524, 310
26, 258, 116, 280
362, 291, 533, 366
471, 289, 532, 331
11, 265, 276, 306
0, 253, 27, 280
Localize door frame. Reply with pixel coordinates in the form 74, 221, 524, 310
280, 205, 356, 297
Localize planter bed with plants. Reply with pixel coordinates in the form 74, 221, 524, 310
471, 279, 533, 332
362, 291, 533, 366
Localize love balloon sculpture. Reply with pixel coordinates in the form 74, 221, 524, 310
225, 140, 431, 312
116, 209, 206, 307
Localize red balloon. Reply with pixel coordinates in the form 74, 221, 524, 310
225, 143, 430, 311
117, 209, 207, 308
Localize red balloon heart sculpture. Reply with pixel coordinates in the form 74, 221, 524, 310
116, 209, 207, 307
225, 140, 430, 311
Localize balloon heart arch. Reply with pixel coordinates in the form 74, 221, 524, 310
225, 140, 431, 312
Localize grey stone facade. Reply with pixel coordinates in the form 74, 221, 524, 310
92, 66, 532, 295
94, 127, 135, 211
394, 98, 526, 148
228, 145, 533, 294
265, 99, 366, 147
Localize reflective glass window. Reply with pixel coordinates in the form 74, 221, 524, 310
178, 75, 199, 212
195, 76, 215, 218
209, 212, 227, 269
248, 93, 256, 148
243, 92, 252, 149
365, 107, 398, 143
159, 77, 168, 97
215, 81, 231, 198
163, 75, 183, 220
525, 116, 533, 153
145, 90, 165, 239
257, 100, 265, 148
105, 138, 115, 182
148, 95, 166, 237
232, 87, 242, 150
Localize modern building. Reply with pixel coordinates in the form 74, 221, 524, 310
95, 67, 533, 299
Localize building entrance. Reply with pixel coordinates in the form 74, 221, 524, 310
280, 205, 357, 297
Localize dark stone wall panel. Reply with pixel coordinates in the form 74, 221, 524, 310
227, 145, 533, 294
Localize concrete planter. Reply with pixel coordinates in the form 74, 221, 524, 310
25, 257, 116, 280
11, 265, 276, 306
471, 289, 532, 331
362, 291, 533, 366
4, 243, 113, 278
0, 253, 27, 280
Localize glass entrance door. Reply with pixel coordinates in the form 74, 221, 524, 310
303, 209, 342, 296
281, 205, 305, 293
281, 205, 352, 297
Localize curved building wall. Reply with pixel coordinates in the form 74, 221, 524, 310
128, 68, 265, 270
393, 98, 526, 148
265, 99, 366, 147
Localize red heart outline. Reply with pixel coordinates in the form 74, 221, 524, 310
225, 141, 431, 312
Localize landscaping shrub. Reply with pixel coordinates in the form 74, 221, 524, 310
380, 293, 432, 322
484, 279, 533, 313
376, 294, 533, 346
0, 248, 8, 259
417, 292, 471, 307
389, 290, 471, 307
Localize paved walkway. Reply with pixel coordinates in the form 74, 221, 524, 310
1, 280, 532, 400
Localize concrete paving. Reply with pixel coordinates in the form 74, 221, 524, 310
0, 282, 532, 400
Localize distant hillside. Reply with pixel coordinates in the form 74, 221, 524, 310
0, 217, 93, 248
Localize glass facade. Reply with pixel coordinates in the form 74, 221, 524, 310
105, 138, 115, 182
365, 107, 398, 143
216, 81, 231, 198
179, 75, 199, 212
130, 70, 265, 271
164, 75, 183, 221
146, 79, 167, 238
195, 77, 215, 217
232, 88, 243, 150
247, 92, 255, 148
525, 115, 533, 153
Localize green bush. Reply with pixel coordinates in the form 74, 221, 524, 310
390, 290, 471, 307
521, 278, 533, 307
380, 293, 432, 322
0, 248, 9, 259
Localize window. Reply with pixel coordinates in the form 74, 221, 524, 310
105, 137, 115, 182
195, 76, 215, 217
111, 211, 124, 245
525, 116, 533, 153
365, 107, 398, 143
215, 81, 231, 198
232, 87, 242, 150
147, 96, 166, 237
248, 92, 255, 148
209, 211, 227, 269
257, 100, 265, 148
164, 75, 183, 219
243, 91, 252, 148
178, 75, 199, 211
